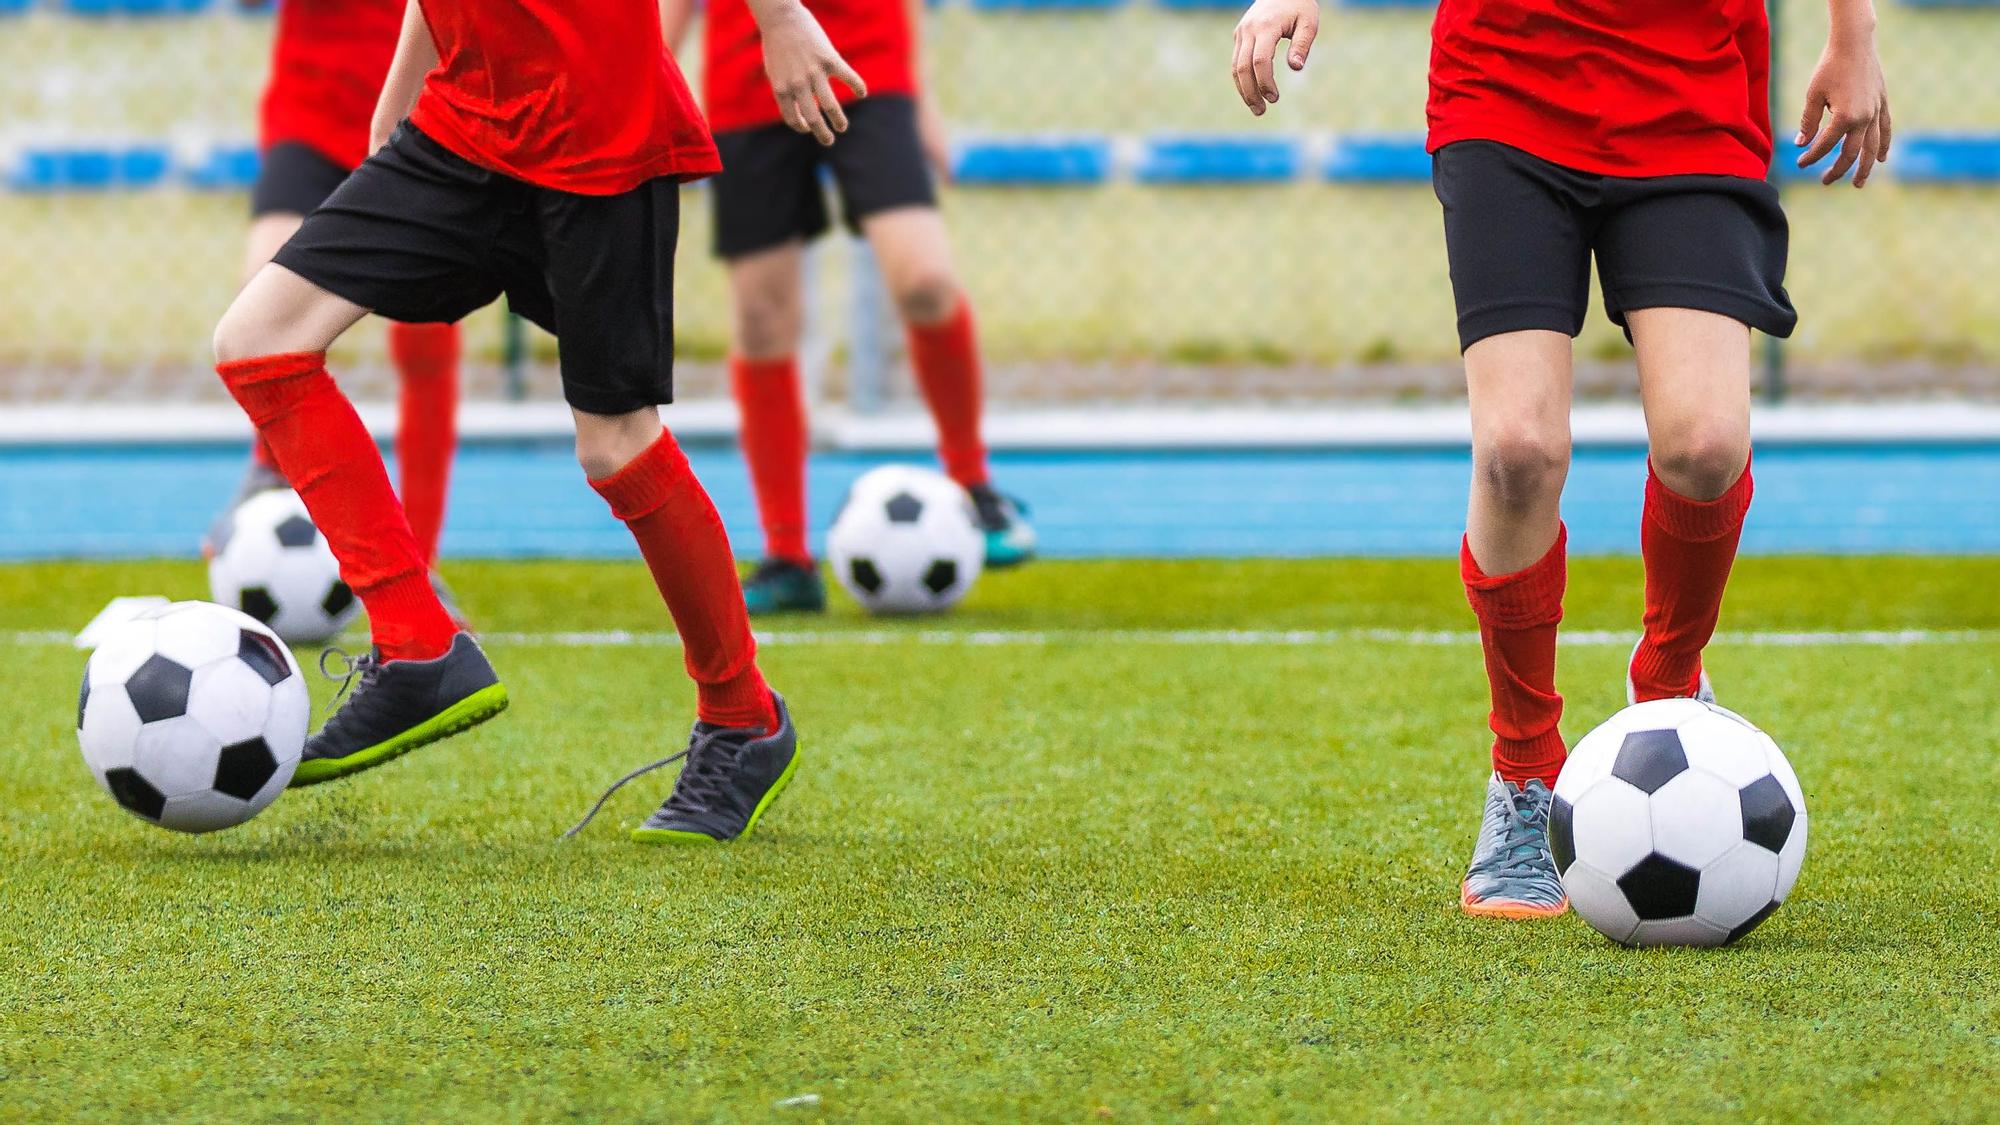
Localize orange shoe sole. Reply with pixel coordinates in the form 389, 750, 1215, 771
1460, 884, 1570, 919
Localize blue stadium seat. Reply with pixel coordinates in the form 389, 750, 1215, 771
0, 0, 33, 14
953, 138, 1111, 185
1324, 134, 1430, 182
185, 145, 262, 191
8, 145, 172, 191
1892, 134, 2000, 183
1138, 137, 1299, 183
62, 0, 210, 13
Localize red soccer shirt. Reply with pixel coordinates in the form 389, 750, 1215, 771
259, 0, 403, 171
1426, 0, 1774, 180
702, 0, 916, 134
408, 0, 720, 195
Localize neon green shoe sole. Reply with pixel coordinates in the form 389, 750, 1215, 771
630, 746, 802, 845
289, 683, 510, 788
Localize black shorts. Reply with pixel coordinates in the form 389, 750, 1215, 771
273, 123, 679, 414
1432, 140, 1796, 352
250, 141, 350, 218
709, 94, 937, 258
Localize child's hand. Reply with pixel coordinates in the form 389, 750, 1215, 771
759, 4, 867, 146
1231, 0, 1321, 117
1797, 35, 1892, 187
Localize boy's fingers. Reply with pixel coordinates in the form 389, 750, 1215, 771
1798, 109, 1846, 167
1289, 12, 1319, 69
1820, 123, 1865, 184
1795, 89, 1828, 148
1853, 121, 1881, 187
1877, 100, 1894, 159
813, 73, 849, 134
1252, 28, 1280, 102
794, 93, 834, 145
1232, 32, 1260, 109
830, 56, 867, 101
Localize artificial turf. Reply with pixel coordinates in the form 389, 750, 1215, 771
3, 557, 1997, 1121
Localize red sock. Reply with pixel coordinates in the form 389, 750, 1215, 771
251, 435, 281, 472
389, 321, 460, 566
1632, 457, 1754, 701
729, 355, 812, 566
218, 353, 458, 662
1462, 526, 1568, 788
590, 431, 777, 732
907, 299, 990, 489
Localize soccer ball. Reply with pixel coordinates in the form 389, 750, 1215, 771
827, 465, 984, 615
208, 489, 359, 643
76, 601, 309, 833
1552, 699, 1807, 947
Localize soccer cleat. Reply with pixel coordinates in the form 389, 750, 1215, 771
741, 557, 828, 615
1625, 639, 1716, 706
968, 484, 1037, 568
202, 459, 289, 559
1460, 772, 1570, 919
290, 632, 509, 787
561, 693, 799, 845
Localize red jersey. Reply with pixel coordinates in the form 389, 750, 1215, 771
1426, 0, 1773, 180
259, 0, 403, 171
702, 0, 916, 134
408, 0, 720, 195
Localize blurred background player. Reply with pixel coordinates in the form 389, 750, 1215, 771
210, 0, 863, 841
664, 0, 1037, 615
204, 0, 462, 584
1231, 0, 1891, 917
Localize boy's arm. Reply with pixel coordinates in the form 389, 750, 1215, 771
660, 0, 696, 56
369, 0, 438, 154
747, 0, 867, 145
1797, 0, 1891, 187
1230, 0, 1321, 116
908, 0, 951, 180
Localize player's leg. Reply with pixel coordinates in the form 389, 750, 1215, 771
727, 241, 828, 613
203, 214, 307, 555
1433, 141, 1595, 919
712, 123, 830, 613
1599, 176, 1794, 702
388, 319, 460, 567
215, 127, 513, 785
835, 96, 1034, 567
539, 177, 793, 844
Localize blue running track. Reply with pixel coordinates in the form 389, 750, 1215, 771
2, 442, 1997, 559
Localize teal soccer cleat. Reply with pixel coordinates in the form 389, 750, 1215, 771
741, 558, 828, 615
1460, 772, 1569, 919
968, 484, 1037, 569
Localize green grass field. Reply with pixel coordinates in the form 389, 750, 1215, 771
4, 557, 1999, 1120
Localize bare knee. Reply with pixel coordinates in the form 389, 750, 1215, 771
893, 271, 960, 326
574, 408, 664, 480
1652, 424, 1749, 500
1476, 428, 1571, 515
212, 300, 275, 366
731, 286, 802, 359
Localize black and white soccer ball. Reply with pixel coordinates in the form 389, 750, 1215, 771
77, 601, 308, 833
1552, 698, 1807, 947
827, 465, 984, 615
208, 489, 359, 643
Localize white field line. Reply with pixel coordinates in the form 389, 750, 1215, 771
12, 627, 1996, 650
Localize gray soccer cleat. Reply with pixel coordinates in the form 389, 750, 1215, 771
1460, 772, 1569, 919
1625, 639, 1716, 706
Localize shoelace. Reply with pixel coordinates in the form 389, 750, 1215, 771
559, 726, 742, 840
317, 647, 381, 726
1485, 790, 1554, 882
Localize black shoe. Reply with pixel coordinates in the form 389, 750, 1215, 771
291, 632, 509, 787
967, 484, 1037, 568
561, 693, 799, 844
741, 557, 828, 615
